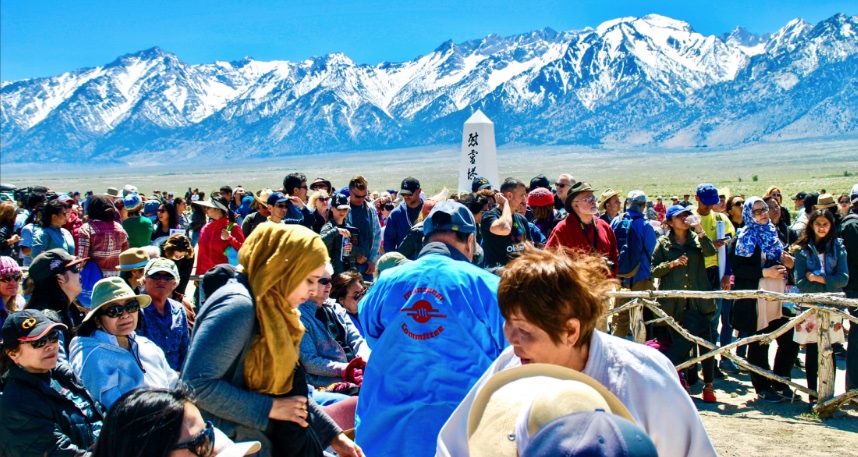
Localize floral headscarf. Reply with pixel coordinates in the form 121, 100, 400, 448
736, 197, 783, 260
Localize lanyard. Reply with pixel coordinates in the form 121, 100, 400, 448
573, 212, 599, 253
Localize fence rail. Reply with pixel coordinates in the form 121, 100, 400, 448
605, 289, 858, 418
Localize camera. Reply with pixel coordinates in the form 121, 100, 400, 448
603, 257, 616, 270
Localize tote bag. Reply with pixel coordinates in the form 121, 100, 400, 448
77, 260, 103, 309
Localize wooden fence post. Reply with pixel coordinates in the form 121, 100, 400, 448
632, 300, 646, 344
817, 309, 835, 411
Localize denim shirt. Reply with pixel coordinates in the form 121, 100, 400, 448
137, 298, 190, 371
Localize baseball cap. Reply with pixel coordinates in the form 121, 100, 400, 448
472, 177, 492, 192
144, 258, 179, 279
696, 183, 719, 206
58, 194, 74, 204
400, 177, 421, 196
2, 309, 67, 345
522, 410, 657, 457
467, 364, 633, 457
665, 205, 693, 221
122, 184, 138, 197
143, 200, 161, 216
627, 190, 646, 210
267, 192, 289, 206
850, 183, 858, 204
671, 196, 679, 201
529, 175, 550, 191
792, 191, 808, 201
424, 201, 477, 235
331, 193, 350, 210
29, 249, 87, 283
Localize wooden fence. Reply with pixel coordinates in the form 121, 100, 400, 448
605, 289, 858, 418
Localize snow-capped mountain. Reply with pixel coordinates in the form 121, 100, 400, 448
2, 13, 856, 164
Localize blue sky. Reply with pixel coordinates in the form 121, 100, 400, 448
1, 0, 853, 81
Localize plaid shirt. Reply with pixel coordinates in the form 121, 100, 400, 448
76, 220, 129, 276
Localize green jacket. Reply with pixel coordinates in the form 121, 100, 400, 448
651, 231, 718, 322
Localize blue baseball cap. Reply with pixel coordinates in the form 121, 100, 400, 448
665, 204, 692, 221
143, 200, 161, 216
522, 410, 658, 457
423, 201, 476, 235
266, 192, 288, 206
472, 177, 492, 192
696, 183, 719, 206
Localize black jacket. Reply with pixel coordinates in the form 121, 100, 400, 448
0, 362, 104, 457
841, 212, 858, 292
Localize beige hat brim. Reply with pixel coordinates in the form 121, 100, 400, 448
213, 426, 262, 456
467, 363, 634, 440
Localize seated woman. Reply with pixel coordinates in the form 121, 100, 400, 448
329, 270, 367, 336
437, 246, 717, 457
650, 205, 719, 403
0, 310, 105, 457
91, 386, 261, 457
181, 224, 362, 457
69, 277, 179, 409
299, 263, 370, 389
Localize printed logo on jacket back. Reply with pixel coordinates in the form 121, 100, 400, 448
400, 288, 447, 341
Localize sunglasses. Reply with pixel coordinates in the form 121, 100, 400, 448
157, 209, 166, 213
352, 193, 368, 200
172, 421, 214, 457
103, 300, 141, 319
65, 264, 82, 274
25, 330, 61, 349
751, 209, 768, 216
555, 183, 568, 188
351, 289, 366, 301
63, 203, 74, 209
319, 277, 331, 285
147, 272, 175, 281
734, 200, 745, 206
274, 203, 289, 209
771, 193, 782, 197
0, 273, 22, 283
318, 197, 330, 203
298, 185, 309, 189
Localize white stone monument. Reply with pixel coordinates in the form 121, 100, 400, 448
458, 110, 500, 195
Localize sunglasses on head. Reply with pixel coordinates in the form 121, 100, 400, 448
319, 277, 331, 285
172, 421, 214, 457
25, 330, 61, 349
0, 273, 22, 283
147, 272, 175, 281
102, 300, 141, 319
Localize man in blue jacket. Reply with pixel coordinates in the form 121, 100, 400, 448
356, 201, 506, 457
384, 176, 422, 252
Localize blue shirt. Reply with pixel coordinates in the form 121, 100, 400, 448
137, 298, 190, 371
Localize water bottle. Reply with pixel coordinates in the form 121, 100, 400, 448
341, 236, 350, 263
686, 215, 701, 226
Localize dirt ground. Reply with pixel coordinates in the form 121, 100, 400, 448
692, 350, 857, 457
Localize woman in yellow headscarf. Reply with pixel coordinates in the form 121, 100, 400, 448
181, 223, 364, 457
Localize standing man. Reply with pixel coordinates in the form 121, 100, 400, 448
346, 176, 381, 281
693, 183, 737, 375
546, 182, 618, 277
384, 177, 422, 252
282, 173, 314, 229
356, 201, 505, 457
680, 194, 692, 208
840, 184, 858, 391
554, 173, 576, 213
480, 178, 530, 269
610, 191, 657, 338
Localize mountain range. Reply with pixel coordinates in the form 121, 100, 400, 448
2, 13, 857, 164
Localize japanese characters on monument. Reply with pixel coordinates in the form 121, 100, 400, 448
457, 110, 500, 195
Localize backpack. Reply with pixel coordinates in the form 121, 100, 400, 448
612, 212, 644, 278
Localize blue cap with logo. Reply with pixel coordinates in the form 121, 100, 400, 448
665, 204, 693, 221
423, 201, 476, 235
267, 192, 288, 206
472, 177, 492, 192
696, 183, 719, 206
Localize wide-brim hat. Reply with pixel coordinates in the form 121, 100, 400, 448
255, 188, 274, 207
598, 189, 620, 212
467, 364, 633, 457
564, 182, 596, 214
815, 193, 837, 209
311, 178, 332, 190
213, 427, 262, 457
192, 198, 228, 212
84, 277, 151, 322
116, 248, 150, 271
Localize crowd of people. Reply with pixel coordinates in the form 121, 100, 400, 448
0, 172, 856, 457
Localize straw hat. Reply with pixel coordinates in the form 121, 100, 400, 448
255, 188, 274, 207
84, 277, 152, 322
815, 193, 837, 209
116, 248, 150, 271
598, 189, 620, 212
467, 364, 633, 457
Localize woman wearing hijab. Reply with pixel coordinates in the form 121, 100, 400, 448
76, 194, 129, 277
729, 197, 798, 403
181, 224, 363, 457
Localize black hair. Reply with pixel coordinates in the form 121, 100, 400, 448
25, 273, 71, 314
797, 209, 837, 253
24, 193, 47, 226
157, 202, 180, 230
500, 177, 525, 194
459, 192, 489, 216
87, 195, 116, 222
425, 229, 471, 244
283, 173, 307, 195
90, 385, 193, 457
40, 199, 66, 228
0, 338, 22, 375
219, 186, 233, 195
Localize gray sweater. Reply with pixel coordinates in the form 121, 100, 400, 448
181, 275, 341, 455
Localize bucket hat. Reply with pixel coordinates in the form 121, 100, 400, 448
83, 277, 151, 322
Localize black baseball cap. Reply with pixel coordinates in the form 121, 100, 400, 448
472, 177, 492, 192
400, 177, 421, 196
1, 309, 67, 345
792, 191, 808, 201
530, 174, 551, 191
331, 193, 350, 210
29, 249, 88, 283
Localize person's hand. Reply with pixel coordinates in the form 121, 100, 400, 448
494, 192, 508, 209
220, 228, 230, 241
781, 252, 795, 269
289, 196, 305, 210
269, 396, 308, 427
713, 239, 727, 249
343, 242, 353, 254
690, 221, 703, 232
329, 433, 364, 457
365, 260, 376, 275
356, 255, 367, 265
670, 255, 688, 268
7, 234, 21, 245
338, 228, 351, 238
764, 265, 787, 279
720, 274, 732, 291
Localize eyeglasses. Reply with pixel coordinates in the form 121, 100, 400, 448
171, 421, 214, 457
103, 300, 141, 319
751, 209, 768, 216
555, 183, 568, 188
24, 330, 61, 349
574, 196, 597, 203
318, 197, 330, 203
319, 277, 331, 285
0, 273, 22, 283
147, 272, 175, 281
274, 203, 289, 209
